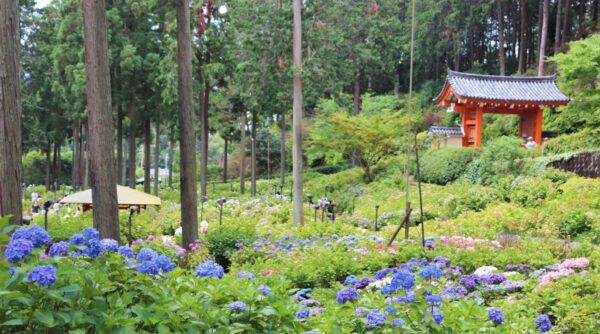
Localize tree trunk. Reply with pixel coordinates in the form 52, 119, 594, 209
538, 0, 549, 76
0, 0, 22, 225
353, 75, 361, 114
292, 0, 304, 226
554, 0, 562, 54
153, 111, 160, 196
239, 111, 246, 194
82, 0, 119, 240
223, 137, 228, 183
72, 120, 80, 189
117, 103, 124, 185
45, 141, 51, 192
143, 115, 151, 193
561, 0, 570, 46
168, 125, 174, 188
52, 141, 58, 190
518, 0, 527, 73
176, 0, 199, 248
279, 112, 285, 186
497, 0, 506, 75
251, 109, 257, 197
200, 80, 209, 198
127, 75, 137, 188
81, 123, 88, 189
56, 141, 62, 189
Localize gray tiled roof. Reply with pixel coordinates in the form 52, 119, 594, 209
428, 126, 463, 136
437, 70, 570, 103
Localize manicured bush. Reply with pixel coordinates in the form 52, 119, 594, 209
419, 148, 478, 185
558, 210, 593, 238
205, 223, 255, 270
476, 136, 528, 185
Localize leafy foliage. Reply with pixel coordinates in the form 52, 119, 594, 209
419, 148, 478, 185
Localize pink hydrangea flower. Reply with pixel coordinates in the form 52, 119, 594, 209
261, 269, 273, 276
558, 258, 589, 270
146, 235, 155, 242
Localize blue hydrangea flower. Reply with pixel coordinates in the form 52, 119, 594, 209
258, 285, 271, 296
420, 264, 443, 280
366, 310, 386, 327
354, 277, 371, 289
69, 233, 86, 246
385, 306, 397, 314
136, 260, 159, 275
343, 275, 358, 286
100, 239, 119, 252
391, 270, 415, 290
354, 307, 367, 316
303, 331, 319, 334
12, 225, 51, 248
391, 318, 405, 327
374, 267, 398, 280
535, 314, 552, 332
433, 256, 450, 268
488, 307, 505, 325
124, 258, 136, 266
195, 260, 224, 279
228, 301, 248, 312
136, 248, 158, 262
84, 239, 102, 259
8, 267, 16, 277
380, 284, 396, 295
336, 288, 359, 304
5, 239, 34, 263
82, 227, 99, 241
48, 241, 69, 257
155, 255, 174, 272
117, 246, 134, 258
27, 264, 57, 287
237, 271, 255, 280
442, 286, 468, 300
425, 293, 442, 305
296, 309, 311, 319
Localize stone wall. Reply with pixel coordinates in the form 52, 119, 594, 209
549, 151, 600, 178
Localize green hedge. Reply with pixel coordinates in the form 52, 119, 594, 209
419, 147, 478, 185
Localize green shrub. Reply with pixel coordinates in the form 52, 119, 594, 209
558, 210, 593, 238
419, 148, 478, 185
542, 128, 600, 155
205, 222, 256, 270
476, 136, 527, 185
22, 150, 73, 186
508, 177, 557, 207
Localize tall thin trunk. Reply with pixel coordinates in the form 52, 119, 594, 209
538, 0, 549, 76
176, 0, 199, 248
250, 109, 257, 197
52, 141, 58, 190
56, 141, 62, 189
200, 80, 209, 198
562, 0, 570, 46
554, 0, 562, 54
353, 75, 361, 114
292, 0, 304, 226
154, 112, 160, 196
72, 120, 80, 189
127, 75, 137, 188
279, 112, 285, 186
80, 123, 87, 189
82, 0, 119, 239
239, 112, 246, 194
0, 0, 22, 225
223, 137, 228, 182
518, 0, 527, 73
497, 0, 506, 75
168, 125, 174, 188
45, 141, 51, 192
117, 103, 124, 185
143, 115, 151, 193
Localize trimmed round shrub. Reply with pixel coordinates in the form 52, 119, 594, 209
477, 136, 527, 185
419, 148, 478, 185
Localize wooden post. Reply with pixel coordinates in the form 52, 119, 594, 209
461, 111, 468, 147
535, 108, 543, 144
474, 107, 483, 147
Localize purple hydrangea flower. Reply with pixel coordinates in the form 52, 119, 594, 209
27, 264, 57, 287
442, 286, 468, 300
296, 309, 311, 319
433, 256, 450, 268
12, 225, 51, 248
237, 271, 255, 280
354, 277, 371, 289
374, 268, 398, 280
535, 314, 552, 332
476, 274, 506, 285
258, 285, 271, 296
136, 248, 158, 262
195, 260, 224, 279
391, 270, 415, 290
118, 246, 134, 258
100, 239, 119, 252
420, 264, 443, 280
336, 288, 359, 304
5, 239, 34, 263
228, 301, 247, 312
459, 276, 477, 290
391, 318, 405, 327
48, 241, 69, 257
409, 258, 429, 266
488, 307, 505, 325
366, 310, 386, 327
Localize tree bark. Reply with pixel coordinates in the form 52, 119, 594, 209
116, 103, 124, 185
561, 0, 570, 46
239, 111, 246, 194
168, 125, 174, 188
538, 0, 549, 76
153, 111, 160, 196
223, 137, 228, 182
250, 109, 257, 197
176, 0, 198, 248
497, 0, 506, 75
554, 0, 562, 54
45, 141, 51, 192
200, 80, 209, 198
143, 115, 151, 193
279, 112, 285, 186
56, 141, 61, 189
82, 0, 119, 240
353, 75, 361, 114
292, 0, 304, 226
52, 141, 58, 190
0, 0, 22, 225
518, 0, 527, 73
127, 75, 137, 188
72, 120, 80, 189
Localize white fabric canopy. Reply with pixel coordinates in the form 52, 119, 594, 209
60, 185, 161, 206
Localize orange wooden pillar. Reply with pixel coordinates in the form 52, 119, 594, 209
534, 108, 543, 144
461, 111, 468, 146
474, 107, 483, 147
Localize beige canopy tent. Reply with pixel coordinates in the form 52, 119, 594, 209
60, 185, 161, 211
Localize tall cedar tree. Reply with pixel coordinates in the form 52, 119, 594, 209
292, 0, 304, 226
539, 0, 549, 75
176, 0, 199, 247
0, 0, 23, 225
82, 0, 119, 239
